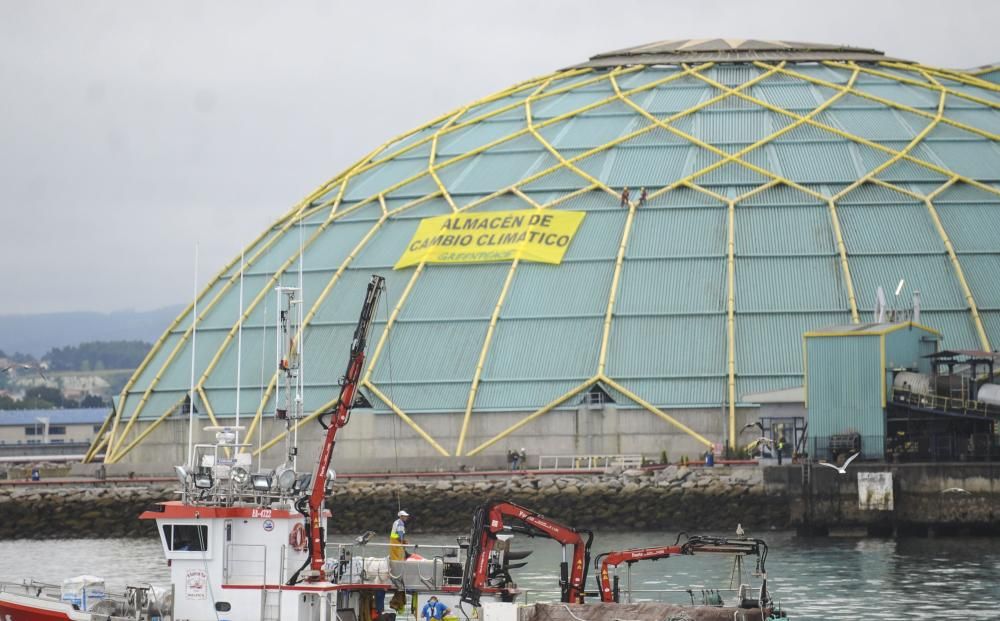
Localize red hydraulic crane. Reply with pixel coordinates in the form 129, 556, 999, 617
595, 535, 770, 606
460, 500, 593, 606
288, 274, 384, 584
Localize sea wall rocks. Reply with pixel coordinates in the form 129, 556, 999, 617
326, 466, 783, 535
0, 466, 782, 540
0, 484, 172, 539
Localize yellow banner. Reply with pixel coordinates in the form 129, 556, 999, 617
394, 210, 586, 269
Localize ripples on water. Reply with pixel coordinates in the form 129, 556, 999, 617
2, 532, 999, 620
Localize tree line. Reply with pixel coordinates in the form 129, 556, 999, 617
0, 387, 107, 411
0, 340, 152, 372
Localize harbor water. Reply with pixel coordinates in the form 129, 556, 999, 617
2, 531, 999, 620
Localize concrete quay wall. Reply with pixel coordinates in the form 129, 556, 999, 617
766, 462, 1000, 535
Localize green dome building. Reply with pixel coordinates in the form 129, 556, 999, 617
90, 40, 1000, 469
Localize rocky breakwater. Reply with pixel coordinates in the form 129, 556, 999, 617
0, 483, 173, 539
328, 465, 789, 535
0, 466, 789, 540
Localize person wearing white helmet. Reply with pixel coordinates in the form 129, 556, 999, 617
389, 510, 410, 561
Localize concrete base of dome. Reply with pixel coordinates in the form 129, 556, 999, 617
104, 399, 805, 473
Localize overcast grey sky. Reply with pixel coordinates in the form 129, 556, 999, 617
2, 0, 997, 314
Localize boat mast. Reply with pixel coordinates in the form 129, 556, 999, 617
235, 248, 244, 443
187, 243, 199, 470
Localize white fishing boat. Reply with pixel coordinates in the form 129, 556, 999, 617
0, 275, 515, 621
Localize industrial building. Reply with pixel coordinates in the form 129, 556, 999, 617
0, 408, 108, 461
87, 39, 1000, 471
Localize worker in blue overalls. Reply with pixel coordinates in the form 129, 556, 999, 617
421, 596, 450, 621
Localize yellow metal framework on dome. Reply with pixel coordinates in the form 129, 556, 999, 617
87, 53, 1000, 465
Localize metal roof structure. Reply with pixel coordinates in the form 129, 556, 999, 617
576, 39, 901, 67
90, 39, 1000, 463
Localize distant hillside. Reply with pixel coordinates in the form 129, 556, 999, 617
0, 305, 183, 357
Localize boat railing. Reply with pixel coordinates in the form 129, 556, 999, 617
519, 586, 750, 606
0, 580, 155, 617
536, 454, 643, 471
224, 543, 268, 585
324, 542, 463, 590
0, 580, 61, 598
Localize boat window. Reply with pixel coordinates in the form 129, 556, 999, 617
161, 524, 209, 551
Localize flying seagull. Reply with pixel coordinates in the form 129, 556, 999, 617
740, 421, 765, 434
746, 436, 774, 451
941, 487, 970, 495
817, 452, 860, 474
2, 364, 47, 381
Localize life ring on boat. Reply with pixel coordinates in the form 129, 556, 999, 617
289, 523, 308, 552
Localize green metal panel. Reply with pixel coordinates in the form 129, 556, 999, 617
935, 196, 1000, 253
475, 379, 590, 412
850, 255, 966, 311
852, 78, 939, 108
483, 317, 602, 380
628, 206, 726, 258
503, 261, 613, 319
437, 120, 528, 157
947, 107, 1000, 135
920, 139, 1000, 180
441, 150, 553, 195
737, 257, 846, 312
736, 204, 835, 255
750, 81, 828, 109
805, 333, 884, 441
981, 311, 1000, 349
618, 258, 725, 314
369, 381, 472, 414
370, 319, 488, 384
838, 202, 942, 254
919, 311, 980, 351
772, 141, 860, 183
401, 264, 510, 321
884, 324, 939, 373
613, 377, 725, 407
343, 154, 431, 202
820, 107, 923, 141
539, 114, 643, 149
605, 144, 691, 187
957, 255, 1000, 308
532, 87, 616, 118
698, 150, 771, 186
738, 312, 851, 376
607, 315, 725, 377
692, 106, 790, 144
645, 81, 711, 114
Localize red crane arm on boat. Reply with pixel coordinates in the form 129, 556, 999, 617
594, 536, 767, 602
460, 500, 593, 605
596, 545, 684, 602
306, 274, 385, 580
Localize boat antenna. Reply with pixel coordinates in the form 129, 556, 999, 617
294, 216, 305, 471
187, 243, 199, 470
235, 247, 244, 443
257, 272, 269, 472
